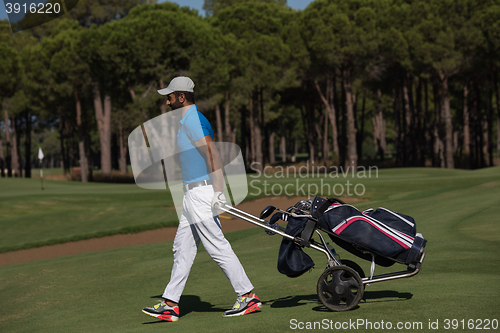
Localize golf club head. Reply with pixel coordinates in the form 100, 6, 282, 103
294, 200, 312, 212
260, 205, 276, 219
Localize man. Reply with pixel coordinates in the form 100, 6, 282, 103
142, 76, 261, 321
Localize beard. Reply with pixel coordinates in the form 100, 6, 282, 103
169, 98, 183, 110
170, 102, 182, 110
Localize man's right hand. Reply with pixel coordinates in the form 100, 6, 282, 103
211, 191, 226, 214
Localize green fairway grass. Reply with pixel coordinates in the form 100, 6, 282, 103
0, 178, 177, 252
1, 167, 499, 332
2, 166, 499, 253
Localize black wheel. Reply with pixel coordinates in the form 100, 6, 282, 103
340, 259, 365, 279
317, 266, 363, 311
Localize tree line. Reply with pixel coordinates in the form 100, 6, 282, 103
1, 0, 499, 182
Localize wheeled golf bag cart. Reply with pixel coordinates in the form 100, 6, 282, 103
218, 196, 427, 311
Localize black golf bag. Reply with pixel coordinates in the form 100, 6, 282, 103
277, 215, 315, 277
316, 199, 426, 268
276, 197, 426, 276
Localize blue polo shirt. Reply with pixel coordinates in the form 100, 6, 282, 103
177, 105, 214, 184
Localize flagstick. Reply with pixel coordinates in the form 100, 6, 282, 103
38, 147, 45, 191
40, 166, 44, 190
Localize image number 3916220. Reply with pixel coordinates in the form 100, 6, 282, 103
3, 0, 80, 32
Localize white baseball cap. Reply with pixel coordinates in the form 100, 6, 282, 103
157, 76, 195, 95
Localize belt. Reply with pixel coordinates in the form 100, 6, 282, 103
183, 180, 212, 193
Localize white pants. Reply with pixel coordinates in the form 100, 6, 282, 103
162, 185, 254, 303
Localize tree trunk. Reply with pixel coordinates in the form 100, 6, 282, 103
470, 83, 479, 169
65, 119, 75, 171
3, 101, 12, 177
339, 74, 347, 167
409, 75, 417, 166
0, 129, 4, 177
463, 84, 470, 155
422, 78, 430, 166
249, 92, 263, 171
83, 105, 93, 181
260, 89, 270, 166
58, 111, 69, 174
223, 95, 237, 151
492, 70, 500, 159
479, 111, 488, 168
473, 82, 486, 168
280, 119, 286, 162
118, 117, 127, 173
314, 77, 339, 158
253, 91, 263, 170
304, 83, 317, 163
269, 131, 275, 164
224, 92, 232, 141
402, 74, 412, 166
11, 116, 21, 177
112, 132, 119, 171
128, 87, 149, 120
215, 103, 227, 158
322, 108, 329, 163
438, 70, 454, 168
482, 114, 488, 165
215, 104, 223, 142
357, 88, 366, 164
93, 83, 112, 177
329, 76, 340, 159
102, 93, 112, 176
372, 88, 386, 161
432, 81, 442, 167
343, 68, 357, 170
299, 106, 309, 158
393, 87, 402, 164
314, 113, 323, 159
497, 115, 500, 154
414, 77, 423, 166
75, 90, 88, 182
487, 87, 493, 166
240, 105, 248, 165
248, 98, 255, 165
24, 111, 31, 178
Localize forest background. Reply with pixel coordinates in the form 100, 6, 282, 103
1, 0, 500, 183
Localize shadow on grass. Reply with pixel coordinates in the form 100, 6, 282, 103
142, 294, 226, 324
265, 290, 413, 312
264, 294, 355, 312
141, 290, 412, 322
264, 294, 320, 309
361, 290, 413, 303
